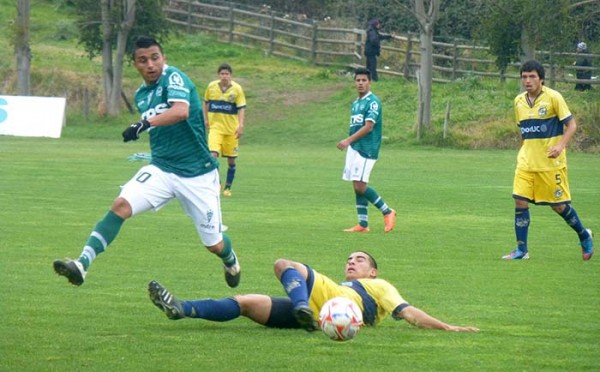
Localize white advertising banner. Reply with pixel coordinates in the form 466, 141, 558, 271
0, 95, 66, 139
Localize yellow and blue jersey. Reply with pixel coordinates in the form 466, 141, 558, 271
514, 86, 572, 172
204, 80, 246, 135
306, 267, 407, 326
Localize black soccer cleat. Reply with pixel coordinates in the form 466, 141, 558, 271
148, 280, 185, 320
293, 304, 318, 332
224, 260, 241, 288
53, 259, 86, 286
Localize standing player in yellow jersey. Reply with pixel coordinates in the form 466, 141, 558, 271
503, 60, 593, 261
204, 63, 247, 197
149, 251, 479, 332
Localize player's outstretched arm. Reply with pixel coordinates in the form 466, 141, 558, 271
399, 306, 479, 332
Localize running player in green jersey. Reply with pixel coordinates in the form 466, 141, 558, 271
204, 63, 247, 197
502, 60, 593, 261
149, 251, 478, 332
337, 67, 396, 233
53, 36, 241, 287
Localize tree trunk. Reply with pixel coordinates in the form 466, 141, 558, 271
520, 26, 535, 62
107, 0, 136, 116
15, 0, 31, 96
418, 26, 433, 131
100, 0, 113, 116
414, 0, 440, 138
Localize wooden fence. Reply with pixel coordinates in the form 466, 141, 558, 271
165, 0, 600, 86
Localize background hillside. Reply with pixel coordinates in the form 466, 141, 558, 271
1, 0, 599, 151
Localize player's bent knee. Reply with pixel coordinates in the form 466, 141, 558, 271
111, 197, 133, 219
204, 235, 224, 253
273, 259, 290, 276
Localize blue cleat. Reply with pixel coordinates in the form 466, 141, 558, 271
502, 248, 529, 260
581, 229, 594, 261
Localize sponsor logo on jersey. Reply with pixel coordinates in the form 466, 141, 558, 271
554, 189, 563, 198
168, 72, 184, 87
141, 103, 170, 119
351, 114, 364, 125
369, 101, 379, 112
520, 124, 548, 134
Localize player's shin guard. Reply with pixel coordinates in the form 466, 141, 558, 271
515, 208, 530, 252
280, 268, 308, 307
356, 193, 369, 227
184, 298, 240, 320
559, 204, 590, 240
218, 233, 237, 267
79, 210, 124, 269
225, 164, 236, 189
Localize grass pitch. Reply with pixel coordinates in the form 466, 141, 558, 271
1, 137, 598, 371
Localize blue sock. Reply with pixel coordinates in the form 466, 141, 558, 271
225, 164, 236, 189
515, 208, 530, 252
183, 298, 240, 321
279, 268, 308, 308
559, 205, 590, 241
355, 193, 368, 227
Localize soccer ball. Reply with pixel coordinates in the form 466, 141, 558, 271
318, 297, 363, 341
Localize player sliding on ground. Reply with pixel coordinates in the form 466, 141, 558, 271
149, 251, 479, 332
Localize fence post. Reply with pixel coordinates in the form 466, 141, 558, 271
451, 39, 458, 80
404, 36, 413, 80
443, 101, 451, 139
187, 0, 192, 33
355, 30, 363, 66
548, 52, 556, 88
228, 3, 234, 43
311, 21, 318, 64
83, 88, 89, 121
268, 13, 274, 56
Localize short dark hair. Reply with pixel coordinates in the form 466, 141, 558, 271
520, 60, 545, 80
354, 67, 371, 81
218, 63, 232, 74
131, 36, 163, 59
356, 250, 378, 269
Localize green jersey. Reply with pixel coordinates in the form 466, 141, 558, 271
349, 92, 383, 160
134, 65, 217, 177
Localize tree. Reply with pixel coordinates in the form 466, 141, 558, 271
15, 0, 31, 96
392, 0, 441, 140
476, 1, 576, 71
75, 0, 171, 116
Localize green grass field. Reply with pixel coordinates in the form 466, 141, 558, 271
1, 1, 599, 370
1, 136, 598, 371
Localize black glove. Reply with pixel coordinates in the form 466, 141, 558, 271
122, 119, 151, 142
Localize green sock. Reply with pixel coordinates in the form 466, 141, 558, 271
364, 187, 391, 214
79, 210, 124, 270
356, 194, 369, 227
218, 233, 237, 267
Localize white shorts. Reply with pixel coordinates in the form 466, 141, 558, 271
342, 146, 376, 183
119, 165, 224, 246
